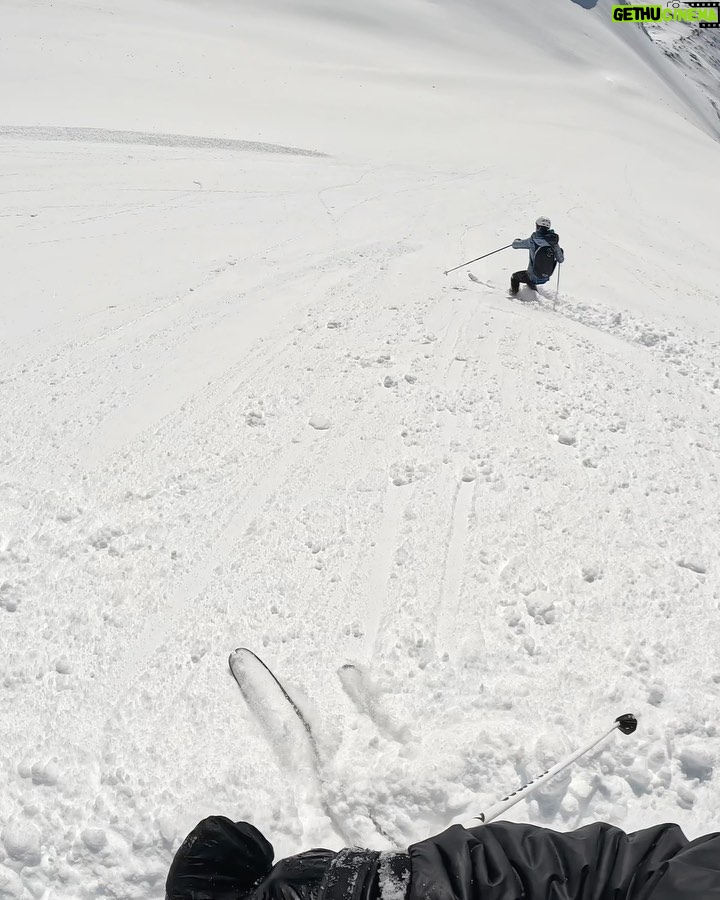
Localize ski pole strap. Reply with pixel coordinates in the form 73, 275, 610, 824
460, 714, 637, 828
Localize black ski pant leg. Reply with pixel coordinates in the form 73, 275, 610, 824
510, 270, 534, 293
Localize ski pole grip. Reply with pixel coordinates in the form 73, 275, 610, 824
615, 713, 638, 735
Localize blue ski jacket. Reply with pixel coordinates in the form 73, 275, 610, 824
512, 229, 564, 284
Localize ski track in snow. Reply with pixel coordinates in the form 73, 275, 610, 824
0, 125, 327, 158
363, 482, 406, 660
435, 478, 474, 655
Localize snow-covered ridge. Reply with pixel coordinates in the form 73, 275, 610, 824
642, 9, 720, 123
0, 126, 327, 157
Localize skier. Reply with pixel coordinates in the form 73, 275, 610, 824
510, 216, 564, 296
166, 814, 720, 900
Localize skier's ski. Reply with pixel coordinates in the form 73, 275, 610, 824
229, 647, 318, 753
228, 647, 323, 780
337, 663, 408, 744
469, 271, 542, 305
229, 648, 353, 845
507, 289, 540, 303
229, 649, 395, 848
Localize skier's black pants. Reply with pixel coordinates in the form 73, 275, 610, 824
510, 270, 538, 293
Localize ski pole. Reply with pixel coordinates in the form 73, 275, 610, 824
556, 264, 561, 302
444, 244, 513, 276
459, 713, 637, 828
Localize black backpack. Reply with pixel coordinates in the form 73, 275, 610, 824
533, 241, 557, 278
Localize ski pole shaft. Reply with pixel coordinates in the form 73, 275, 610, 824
444, 244, 513, 276
556, 264, 561, 300
459, 714, 637, 828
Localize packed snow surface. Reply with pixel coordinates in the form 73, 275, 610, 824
1, 0, 719, 897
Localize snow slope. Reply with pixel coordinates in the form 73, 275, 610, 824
1, 0, 720, 898
641, 4, 720, 123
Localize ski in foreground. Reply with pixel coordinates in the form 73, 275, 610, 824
230, 649, 638, 834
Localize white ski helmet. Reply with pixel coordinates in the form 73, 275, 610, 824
536, 216, 551, 229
